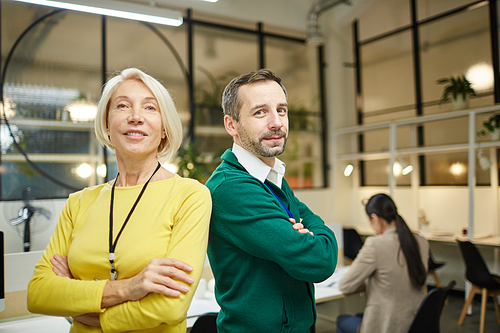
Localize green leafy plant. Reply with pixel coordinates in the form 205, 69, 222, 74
477, 114, 500, 137
195, 67, 239, 125
288, 104, 316, 131
436, 75, 476, 103
175, 141, 211, 182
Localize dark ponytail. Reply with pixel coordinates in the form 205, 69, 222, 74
365, 193, 426, 288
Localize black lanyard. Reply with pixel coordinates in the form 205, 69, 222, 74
108, 162, 161, 280
264, 182, 294, 219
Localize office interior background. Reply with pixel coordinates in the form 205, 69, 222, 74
1, 0, 500, 324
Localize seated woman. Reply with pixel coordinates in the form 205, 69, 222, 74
27, 68, 212, 332
337, 193, 428, 333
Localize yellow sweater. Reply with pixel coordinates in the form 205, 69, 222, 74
28, 175, 212, 333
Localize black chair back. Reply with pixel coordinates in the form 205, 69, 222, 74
456, 240, 500, 290
343, 228, 364, 260
428, 249, 444, 271
190, 312, 218, 333
407, 280, 456, 333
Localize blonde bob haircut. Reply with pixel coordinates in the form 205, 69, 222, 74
94, 68, 183, 162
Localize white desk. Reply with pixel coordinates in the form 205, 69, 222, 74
315, 266, 349, 303
0, 316, 70, 333
186, 292, 220, 327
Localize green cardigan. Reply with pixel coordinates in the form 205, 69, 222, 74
206, 149, 338, 333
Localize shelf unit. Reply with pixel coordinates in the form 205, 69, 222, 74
1, 118, 104, 186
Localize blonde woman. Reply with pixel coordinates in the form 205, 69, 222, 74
28, 68, 211, 333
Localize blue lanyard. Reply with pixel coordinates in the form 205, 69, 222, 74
264, 182, 294, 219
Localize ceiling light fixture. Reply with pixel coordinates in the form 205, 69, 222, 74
393, 158, 413, 176
402, 163, 413, 176
478, 149, 491, 170
14, 0, 183, 26
343, 163, 354, 177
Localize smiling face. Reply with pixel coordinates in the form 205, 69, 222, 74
224, 80, 289, 167
106, 79, 165, 161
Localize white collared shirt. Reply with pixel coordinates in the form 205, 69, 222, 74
232, 142, 286, 188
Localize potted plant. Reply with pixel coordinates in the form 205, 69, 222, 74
175, 141, 211, 182
436, 74, 476, 110
477, 114, 500, 140
195, 67, 238, 125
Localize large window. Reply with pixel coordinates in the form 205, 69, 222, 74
1, 1, 326, 201
352, 0, 498, 186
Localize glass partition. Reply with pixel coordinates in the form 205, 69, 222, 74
354, 0, 498, 187
420, 4, 493, 115
266, 36, 323, 188
2, 8, 102, 199
361, 31, 415, 118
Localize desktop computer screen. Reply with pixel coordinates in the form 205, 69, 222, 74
0, 231, 4, 312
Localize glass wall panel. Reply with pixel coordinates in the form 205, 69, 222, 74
420, 5, 492, 114
2, 2, 325, 198
266, 37, 323, 188
2, 162, 93, 199
362, 158, 412, 187
361, 31, 415, 116
423, 152, 490, 186
362, 125, 414, 153
358, 0, 410, 41
106, 18, 189, 132
364, 109, 416, 125
423, 118, 468, 147
2, 7, 102, 198
192, 25, 258, 177
417, 0, 482, 21
363, 160, 389, 186
356, 0, 498, 187
193, 25, 257, 127
361, 125, 414, 186
2, 128, 90, 154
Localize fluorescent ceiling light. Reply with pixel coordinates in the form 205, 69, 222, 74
14, 0, 183, 26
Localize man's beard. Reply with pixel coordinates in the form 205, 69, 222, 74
239, 127, 287, 157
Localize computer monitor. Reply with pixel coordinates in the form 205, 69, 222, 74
0, 231, 4, 312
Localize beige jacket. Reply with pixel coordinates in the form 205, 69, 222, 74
339, 227, 429, 333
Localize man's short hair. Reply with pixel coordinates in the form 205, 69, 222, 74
221, 69, 287, 121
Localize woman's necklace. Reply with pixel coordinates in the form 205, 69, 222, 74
108, 162, 161, 280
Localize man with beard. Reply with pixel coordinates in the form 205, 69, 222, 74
205, 69, 338, 333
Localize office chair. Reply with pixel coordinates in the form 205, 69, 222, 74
189, 312, 218, 333
407, 280, 456, 333
456, 240, 500, 333
343, 228, 364, 265
428, 249, 446, 288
